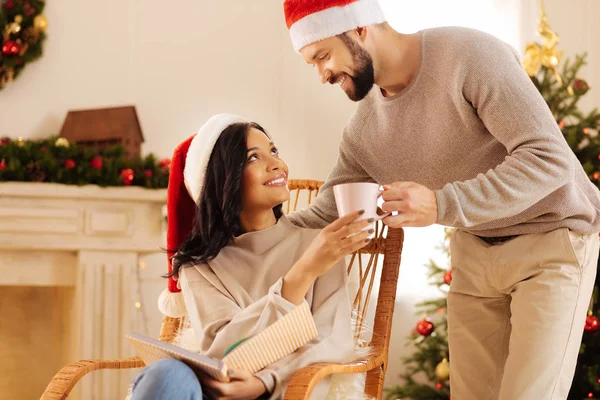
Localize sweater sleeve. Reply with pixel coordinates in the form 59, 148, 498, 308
435, 36, 576, 228
179, 264, 308, 360
253, 260, 355, 398
288, 133, 375, 229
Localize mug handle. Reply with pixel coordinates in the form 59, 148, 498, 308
373, 211, 391, 221
374, 189, 390, 221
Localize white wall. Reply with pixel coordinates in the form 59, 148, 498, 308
1, 0, 598, 394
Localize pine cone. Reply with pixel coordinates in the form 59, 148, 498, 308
21, 27, 40, 45
26, 161, 46, 182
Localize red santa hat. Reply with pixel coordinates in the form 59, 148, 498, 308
283, 0, 387, 53
159, 114, 247, 318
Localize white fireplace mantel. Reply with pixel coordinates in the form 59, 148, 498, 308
0, 182, 167, 399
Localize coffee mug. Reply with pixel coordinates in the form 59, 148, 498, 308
333, 182, 390, 230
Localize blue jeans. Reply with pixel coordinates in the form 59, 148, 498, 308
131, 359, 205, 400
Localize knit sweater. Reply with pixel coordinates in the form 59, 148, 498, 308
288, 27, 600, 237
178, 217, 356, 400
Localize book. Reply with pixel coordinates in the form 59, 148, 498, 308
127, 300, 318, 382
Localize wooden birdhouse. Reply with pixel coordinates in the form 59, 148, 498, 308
59, 105, 144, 158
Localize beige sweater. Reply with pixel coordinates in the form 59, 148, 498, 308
288, 27, 600, 237
179, 217, 356, 399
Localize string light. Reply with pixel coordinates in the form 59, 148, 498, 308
133, 260, 150, 335
588, 392, 593, 398
584, 128, 590, 135
593, 172, 600, 180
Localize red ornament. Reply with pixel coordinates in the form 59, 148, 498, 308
4, 1, 15, 9
436, 383, 443, 389
444, 270, 453, 285
416, 317, 435, 336
90, 156, 103, 170
2, 40, 20, 56
558, 120, 566, 129
0, 137, 10, 147
573, 79, 590, 95
0, 159, 7, 171
584, 128, 591, 135
588, 393, 593, 398
144, 169, 153, 178
594, 172, 600, 181
159, 158, 171, 169
65, 159, 76, 169
120, 168, 135, 185
585, 315, 599, 332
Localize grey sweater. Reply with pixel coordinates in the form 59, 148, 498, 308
289, 27, 600, 237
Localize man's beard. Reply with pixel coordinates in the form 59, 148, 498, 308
338, 34, 375, 102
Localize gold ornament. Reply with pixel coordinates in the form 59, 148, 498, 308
5, 14, 23, 35
17, 137, 25, 147
522, 0, 574, 95
33, 15, 48, 32
55, 137, 70, 148
435, 357, 450, 381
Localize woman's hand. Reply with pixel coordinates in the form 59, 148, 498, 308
282, 210, 372, 304
200, 369, 267, 400
299, 210, 372, 277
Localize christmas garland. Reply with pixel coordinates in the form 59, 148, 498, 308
0, 136, 170, 189
0, 0, 47, 90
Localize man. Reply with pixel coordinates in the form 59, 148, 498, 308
282, 0, 600, 399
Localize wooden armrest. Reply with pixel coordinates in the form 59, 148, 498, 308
40, 356, 145, 400
282, 353, 385, 400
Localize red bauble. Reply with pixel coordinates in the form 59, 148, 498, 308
159, 158, 171, 169
416, 317, 435, 336
0, 159, 7, 171
90, 156, 103, 170
120, 168, 135, 185
436, 383, 443, 389
144, 169, 153, 178
444, 270, 453, 285
2, 40, 20, 56
4, 1, 15, 9
585, 315, 599, 332
65, 159, 76, 169
0, 137, 10, 147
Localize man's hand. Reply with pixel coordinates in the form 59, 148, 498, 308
381, 182, 438, 228
200, 369, 267, 400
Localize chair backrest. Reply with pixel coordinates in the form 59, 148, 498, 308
284, 180, 401, 347
160, 179, 403, 355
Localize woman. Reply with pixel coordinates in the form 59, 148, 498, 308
130, 114, 373, 400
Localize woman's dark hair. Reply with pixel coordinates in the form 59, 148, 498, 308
169, 122, 284, 277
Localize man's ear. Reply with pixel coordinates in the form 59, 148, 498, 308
356, 26, 368, 42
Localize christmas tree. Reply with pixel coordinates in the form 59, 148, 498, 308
385, 5, 600, 400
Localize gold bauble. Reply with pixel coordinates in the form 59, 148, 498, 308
33, 15, 48, 32
55, 137, 70, 148
435, 358, 450, 381
14, 15, 23, 24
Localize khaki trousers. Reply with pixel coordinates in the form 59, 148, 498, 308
448, 228, 599, 400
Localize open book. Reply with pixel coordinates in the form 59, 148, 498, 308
127, 301, 318, 382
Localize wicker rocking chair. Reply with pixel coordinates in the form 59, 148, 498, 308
41, 179, 404, 400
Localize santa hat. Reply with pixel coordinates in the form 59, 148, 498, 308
159, 114, 247, 318
283, 0, 387, 53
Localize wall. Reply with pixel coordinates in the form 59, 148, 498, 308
1, 0, 599, 395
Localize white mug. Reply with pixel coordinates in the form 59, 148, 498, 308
333, 182, 390, 231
